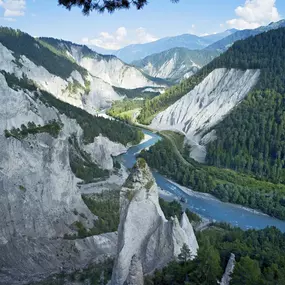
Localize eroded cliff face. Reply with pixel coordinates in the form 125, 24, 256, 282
0, 73, 119, 284
150, 68, 260, 162
111, 160, 198, 285
44, 39, 166, 90
77, 55, 163, 90
83, 135, 127, 170
0, 42, 121, 111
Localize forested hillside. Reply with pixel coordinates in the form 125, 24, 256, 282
205, 19, 285, 52
206, 28, 285, 183
137, 72, 209, 124
138, 27, 285, 125
139, 27, 285, 185
147, 225, 285, 285
140, 138, 285, 220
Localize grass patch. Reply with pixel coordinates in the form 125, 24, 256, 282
160, 130, 185, 151
107, 99, 144, 123
145, 179, 154, 190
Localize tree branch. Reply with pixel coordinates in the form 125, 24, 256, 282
58, 0, 179, 15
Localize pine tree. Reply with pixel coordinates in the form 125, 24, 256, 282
178, 243, 192, 263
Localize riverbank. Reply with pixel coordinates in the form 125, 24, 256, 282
100, 112, 285, 231
139, 133, 152, 145
168, 179, 269, 217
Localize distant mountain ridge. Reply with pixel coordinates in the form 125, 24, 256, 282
94, 29, 237, 63
132, 47, 219, 82
205, 19, 285, 51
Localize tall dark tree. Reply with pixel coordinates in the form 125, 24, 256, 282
58, 0, 179, 14
178, 243, 192, 263
231, 256, 262, 285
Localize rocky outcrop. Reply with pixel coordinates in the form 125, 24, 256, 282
219, 253, 236, 285
111, 159, 198, 285
77, 54, 164, 90
83, 135, 127, 170
150, 68, 260, 162
0, 73, 119, 284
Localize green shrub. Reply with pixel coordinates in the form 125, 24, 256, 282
19, 185, 26, 192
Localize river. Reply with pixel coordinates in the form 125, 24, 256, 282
119, 129, 285, 232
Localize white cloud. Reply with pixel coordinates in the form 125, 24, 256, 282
200, 31, 218, 37
82, 27, 158, 50
0, 16, 15, 21
116, 26, 127, 41
135, 27, 158, 43
0, 0, 26, 17
227, 0, 280, 29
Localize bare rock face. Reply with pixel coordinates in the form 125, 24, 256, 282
0, 73, 118, 284
111, 159, 198, 285
150, 68, 260, 162
83, 135, 127, 170
220, 253, 236, 285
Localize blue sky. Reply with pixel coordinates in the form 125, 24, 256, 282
0, 0, 284, 49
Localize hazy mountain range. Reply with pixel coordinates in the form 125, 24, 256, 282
92, 29, 237, 63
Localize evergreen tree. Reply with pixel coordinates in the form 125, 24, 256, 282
231, 256, 262, 285
189, 239, 222, 284
178, 243, 192, 263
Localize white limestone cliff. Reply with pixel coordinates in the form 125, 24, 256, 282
111, 159, 198, 285
0, 42, 120, 111
0, 72, 120, 284
150, 68, 260, 162
59, 42, 164, 90
83, 135, 127, 170
138, 55, 199, 81
78, 55, 163, 89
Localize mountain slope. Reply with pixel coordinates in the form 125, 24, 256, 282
150, 68, 260, 162
0, 27, 148, 283
0, 73, 130, 283
112, 30, 236, 63
149, 27, 285, 184
39, 37, 168, 90
202, 28, 238, 42
132, 47, 219, 82
0, 27, 121, 110
205, 28, 285, 183
205, 19, 285, 52
0, 27, 167, 112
